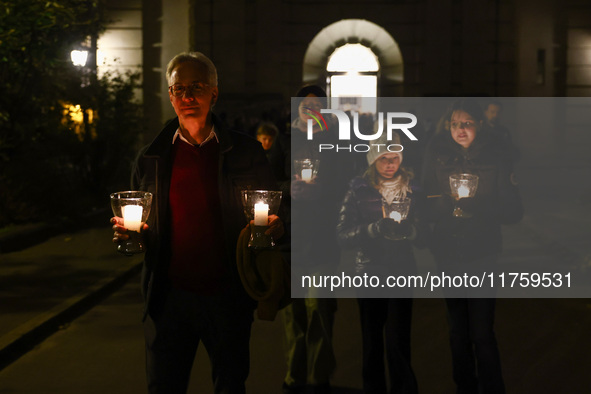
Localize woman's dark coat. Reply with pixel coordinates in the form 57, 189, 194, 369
421, 130, 523, 263
336, 176, 423, 277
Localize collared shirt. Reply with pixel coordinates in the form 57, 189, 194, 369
172, 125, 218, 147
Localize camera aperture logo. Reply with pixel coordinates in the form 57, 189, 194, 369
306, 109, 418, 154
302, 106, 329, 132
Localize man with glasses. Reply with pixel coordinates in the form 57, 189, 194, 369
111, 51, 283, 393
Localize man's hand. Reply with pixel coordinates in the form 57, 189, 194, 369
265, 214, 284, 239
111, 216, 148, 243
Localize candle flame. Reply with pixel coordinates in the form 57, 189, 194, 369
457, 185, 470, 198
301, 169, 313, 182
389, 211, 402, 222
254, 202, 269, 226
122, 205, 143, 232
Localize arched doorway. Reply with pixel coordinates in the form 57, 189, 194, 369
327, 43, 379, 113
302, 19, 404, 110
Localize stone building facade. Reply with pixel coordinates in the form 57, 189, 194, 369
98, 0, 591, 160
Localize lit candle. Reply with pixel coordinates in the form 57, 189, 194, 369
457, 185, 470, 198
389, 211, 402, 223
122, 205, 143, 232
301, 169, 313, 182
254, 202, 269, 226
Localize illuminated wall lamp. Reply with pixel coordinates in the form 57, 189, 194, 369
70, 50, 89, 67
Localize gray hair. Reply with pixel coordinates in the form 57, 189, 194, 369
166, 52, 218, 87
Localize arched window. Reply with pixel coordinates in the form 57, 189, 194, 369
326, 43, 379, 113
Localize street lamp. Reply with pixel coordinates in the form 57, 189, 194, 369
70, 50, 89, 67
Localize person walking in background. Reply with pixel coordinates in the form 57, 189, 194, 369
111, 51, 283, 394
256, 121, 279, 161
336, 132, 422, 394
484, 100, 520, 163
281, 84, 351, 394
422, 99, 523, 394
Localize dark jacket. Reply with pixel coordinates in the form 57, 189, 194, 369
336, 176, 421, 276
422, 130, 523, 263
131, 115, 277, 320
289, 121, 353, 268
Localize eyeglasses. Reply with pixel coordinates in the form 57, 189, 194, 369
169, 82, 210, 97
450, 120, 477, 129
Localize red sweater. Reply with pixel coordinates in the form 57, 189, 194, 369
168, 138, 228, 295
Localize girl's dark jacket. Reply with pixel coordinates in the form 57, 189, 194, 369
336, 176, 425, 276
421, 129, 523, 263
131, 115, 278, 320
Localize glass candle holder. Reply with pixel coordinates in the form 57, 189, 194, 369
242, 190, 282, 249
382, 197, 411, 240
110, 191, 153, 255
449, 173, 479, 218
294, 158, 320, 183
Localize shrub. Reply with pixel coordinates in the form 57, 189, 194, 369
0, 1, 144, 225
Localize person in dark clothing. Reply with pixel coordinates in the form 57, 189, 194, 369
111, 51, 284, 394
484, 100, 520, 163
336, 132, 422, 394
422, 99, 523, 394
268, 126, 291, 200
280, 84, 352, 394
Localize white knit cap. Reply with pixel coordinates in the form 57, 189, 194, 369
366, 132, 403, 166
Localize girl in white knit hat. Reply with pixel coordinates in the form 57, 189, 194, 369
337, 131, 424, 394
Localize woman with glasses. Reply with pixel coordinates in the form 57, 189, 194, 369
421, 99, 523, 394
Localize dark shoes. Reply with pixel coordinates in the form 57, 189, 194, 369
310, 383, 332, 394
282, 382, 307, 394
282, 382, 332, 394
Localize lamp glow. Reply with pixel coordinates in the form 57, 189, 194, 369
70, 50, 88, 67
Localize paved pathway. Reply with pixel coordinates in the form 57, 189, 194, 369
0, 161, 590, 392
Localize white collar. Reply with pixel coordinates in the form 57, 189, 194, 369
172, 125, 218, 147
